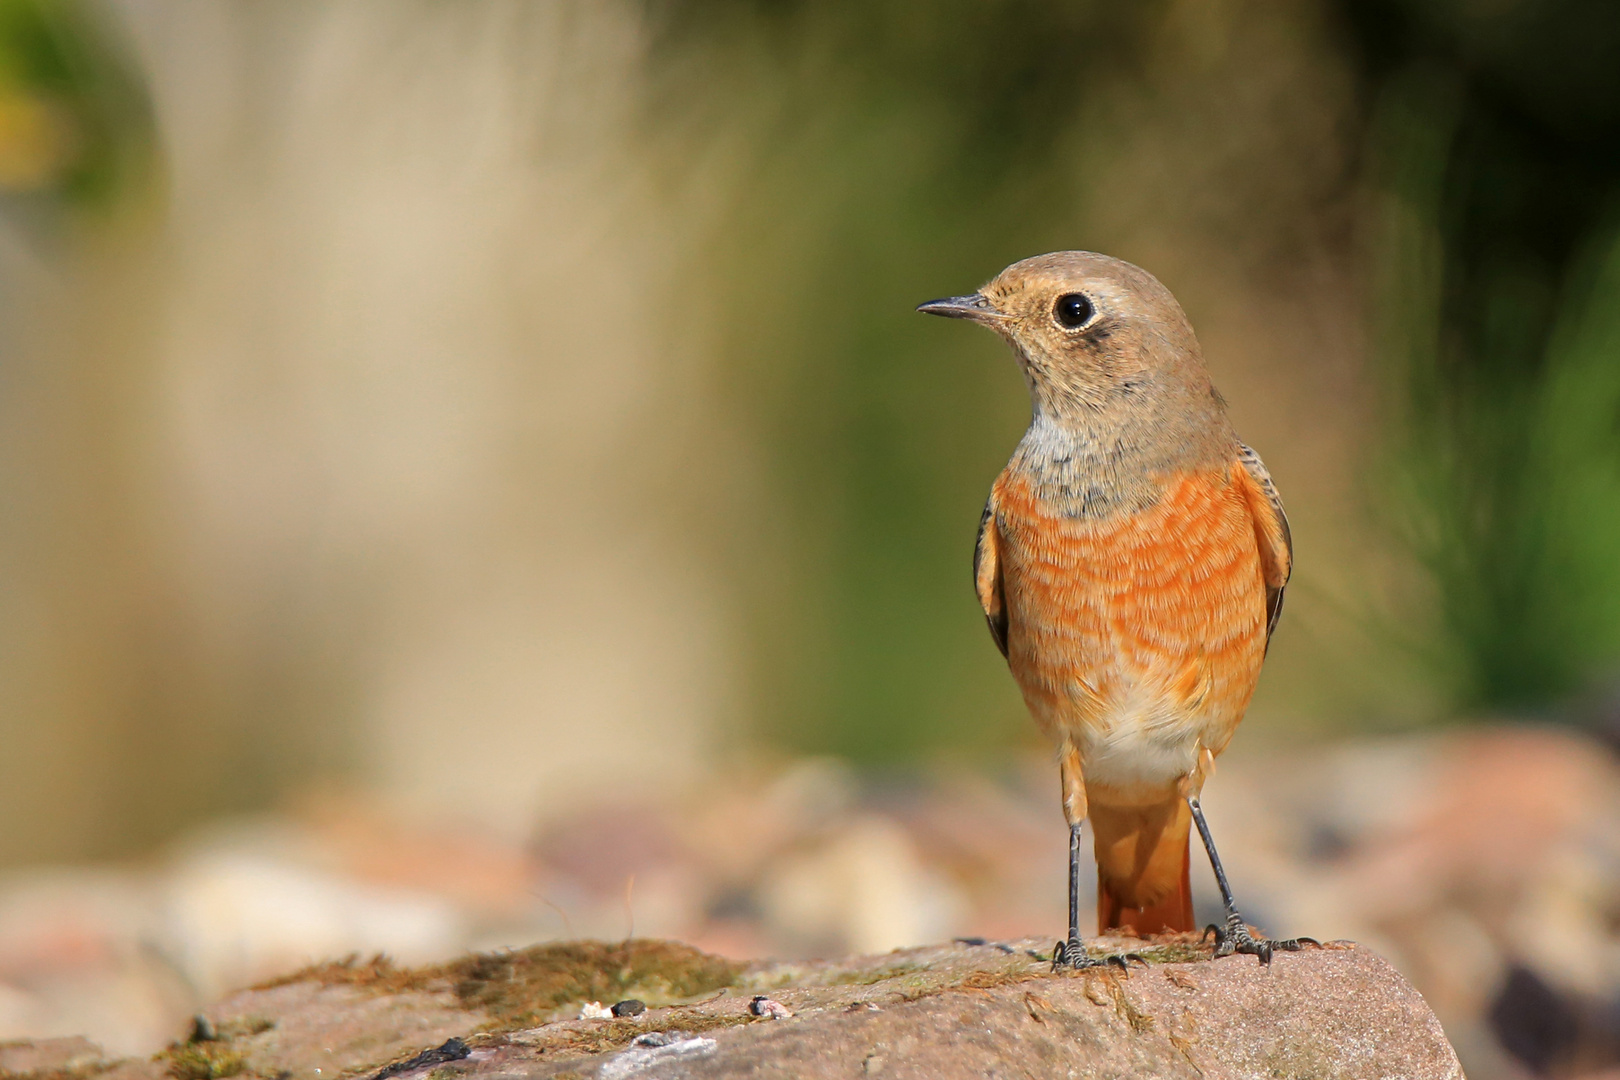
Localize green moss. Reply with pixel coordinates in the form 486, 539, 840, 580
1071, 931, 1214, 967
256, 953, 414, 994
444, 941, 741, 1027
207, 1018, 274, 1041
955, 965, 1042, 992
1129, 942, 1211, 965
163, 1045, 246, 1080
263, 940, 745, 1031
148, 1011, 277, 1080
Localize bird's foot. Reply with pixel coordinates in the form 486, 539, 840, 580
1050, 938, 1148, 973
1203, 913, 1320, 965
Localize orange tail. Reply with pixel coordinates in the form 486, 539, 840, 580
1091, 796, 1194, 935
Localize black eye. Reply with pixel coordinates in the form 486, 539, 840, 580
1054, 293, 1094, 328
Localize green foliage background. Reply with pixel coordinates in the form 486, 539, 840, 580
639, 0, 1620, 760
7, 0, 1620, 774
641, 2, 1173, 762
1361, 0, 1620, 713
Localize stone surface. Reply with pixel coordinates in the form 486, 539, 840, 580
0, 1035, 106, 1074
203, 981, 489, 1080
0, 936, 1462, 1080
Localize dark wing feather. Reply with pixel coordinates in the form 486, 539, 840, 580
1237, 443, 1292, 646
973, 494, 1008, 658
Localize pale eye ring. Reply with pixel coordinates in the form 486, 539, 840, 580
1053, 293, 1094, 329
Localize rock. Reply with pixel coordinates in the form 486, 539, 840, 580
0, 937, 1460, 1080
0, 1034, 106, 1073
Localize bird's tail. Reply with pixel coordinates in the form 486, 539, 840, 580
1091, 795, 1194, 935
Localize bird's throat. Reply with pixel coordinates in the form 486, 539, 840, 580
1011, 403, 1229, 521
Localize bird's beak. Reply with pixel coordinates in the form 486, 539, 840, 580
915, 293, 1006, 324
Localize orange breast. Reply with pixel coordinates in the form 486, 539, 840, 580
994, 465, 1267, 792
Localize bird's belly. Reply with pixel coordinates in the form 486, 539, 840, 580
1072, 697, 1204, 797
995, 467, 1268, 797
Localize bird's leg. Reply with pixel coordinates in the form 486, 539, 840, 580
1052, 817, 1086, 968
1051, 743, 1145, 973
1183, 749, 1319, 964
1056, 744, 1087, 966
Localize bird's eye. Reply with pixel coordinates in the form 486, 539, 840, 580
1054, 293, 1094, 329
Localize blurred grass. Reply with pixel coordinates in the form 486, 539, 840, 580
1358, 0, 1620, 717
0, 0, 148, 205
645, 0, 1403, 761
641, 1, 1167, 763
1534, 230, 1620, 690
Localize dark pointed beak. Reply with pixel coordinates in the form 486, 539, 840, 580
915, 293, 1005, 323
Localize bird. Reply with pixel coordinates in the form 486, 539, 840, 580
918, 251, 1316, 967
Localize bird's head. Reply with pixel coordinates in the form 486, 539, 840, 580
918, 251, 1208, 421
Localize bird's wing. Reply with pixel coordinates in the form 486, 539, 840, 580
1236, 443, 1292, 646
974, 492, 1009, 658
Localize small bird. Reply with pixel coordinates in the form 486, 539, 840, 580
919, 252, 1315, 967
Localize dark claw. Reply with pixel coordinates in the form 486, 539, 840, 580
1209, 914, 1322, 965
1051, 938, 1143, 975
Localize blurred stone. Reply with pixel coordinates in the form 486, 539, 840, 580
0, 869, 192, 1055
757, 814, 966, 956
293, 792, 544, 921
159, 843, 467, 1001
676, 757, 860, 885
888, 770, 1071, 942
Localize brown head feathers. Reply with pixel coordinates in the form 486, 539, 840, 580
919, 251, 1239, 511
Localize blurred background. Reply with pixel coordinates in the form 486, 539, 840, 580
0, 0, 1617, 1077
